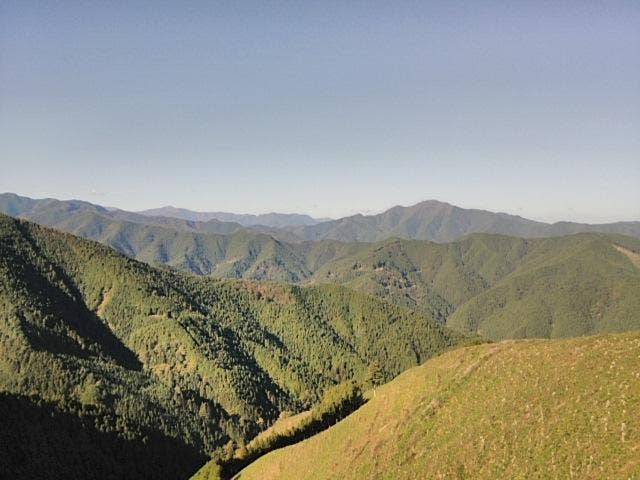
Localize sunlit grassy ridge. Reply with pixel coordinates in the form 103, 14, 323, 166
235, 331, 640, 480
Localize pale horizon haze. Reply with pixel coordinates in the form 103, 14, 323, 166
1, 1, 638, 224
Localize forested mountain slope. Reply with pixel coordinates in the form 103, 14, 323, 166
0, 214, 460, 479
3, 193, 640, 342
447, 234, 640, 339
231, 332, 640, 480
310, 233, 640, 340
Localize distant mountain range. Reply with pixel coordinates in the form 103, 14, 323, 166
281, 199, 640, 243
138, 205, 330, 228
3, 193, 638, 245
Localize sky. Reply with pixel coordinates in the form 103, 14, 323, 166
1, 1, 638, 223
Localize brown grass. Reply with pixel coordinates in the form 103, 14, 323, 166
614, 244, 640, 269
234, 332, 640, 480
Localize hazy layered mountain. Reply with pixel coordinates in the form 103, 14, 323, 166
0, 214, 458, 478
138, 206, 328, 228
284, 199, 640, 243
4, 193, 639, 247
225, 332, 640, 479
0, 192, 248, 235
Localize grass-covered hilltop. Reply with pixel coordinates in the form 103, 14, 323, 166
224, 332, 640, 480
0, 214, 461, 479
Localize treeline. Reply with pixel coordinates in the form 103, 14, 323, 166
194, 380, 366, 480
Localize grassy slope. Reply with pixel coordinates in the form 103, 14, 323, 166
235, 332, 640, 480
0, 214, 460, 478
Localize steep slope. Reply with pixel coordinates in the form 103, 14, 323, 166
3, 194, 640, 342
447, 234, 640, 339
0, 214, 459, 478
286, 199, 640, 242
231, 332, 640, 480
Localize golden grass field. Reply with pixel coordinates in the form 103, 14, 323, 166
234, 332, 640, 479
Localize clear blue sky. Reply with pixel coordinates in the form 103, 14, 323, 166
1, 1, 638, 222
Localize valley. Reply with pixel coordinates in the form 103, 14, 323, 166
2, 193, 639, 340
0, 214, 459, 478
3, 2, 637, 477
1, 207, 639, 478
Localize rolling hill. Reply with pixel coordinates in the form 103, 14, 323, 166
226, 331, 640, 479
0, 214, 460, 479
310, 233, 640, 340
3, 193, 639, 246
283, 199, 640, 243
2, 193, 640, 343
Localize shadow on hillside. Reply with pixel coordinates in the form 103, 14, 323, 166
13, 221, 142, 370
0, 392, 206, 480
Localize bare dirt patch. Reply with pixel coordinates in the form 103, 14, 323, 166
96, 288, 114, 317
614, 244, 640, 269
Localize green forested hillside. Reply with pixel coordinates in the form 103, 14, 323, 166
309, 233, 640, 340
232, 332, 640, 480
0, 214, 459, 479
446, 234, 640, 339
3, 193, 640, 341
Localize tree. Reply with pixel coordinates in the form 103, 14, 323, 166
366, 361, 385, 388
